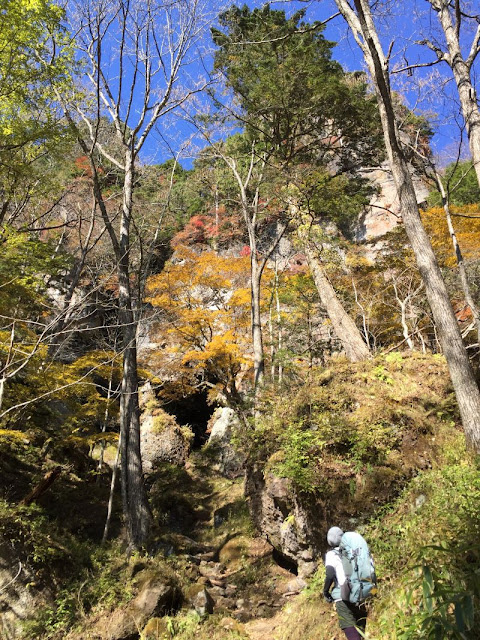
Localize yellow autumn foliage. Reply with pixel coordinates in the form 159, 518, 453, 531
0, 429, 29, 442
422, 204, 480, 267
146, 246, 260, 389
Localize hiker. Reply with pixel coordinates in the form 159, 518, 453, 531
323, 526, 375, 640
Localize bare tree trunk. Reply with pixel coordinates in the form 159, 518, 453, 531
250, 239, 265, 391
392, 281, 415, 350
352, 278, 371, 351
73, 140, 152, 549
21, 467, 62, 506
426, 0, 480, 185
221, 148, 287, 396
301, 239, 370, 362
117, 155, 152, 548
102, 432, 121, 544
335, 0, 480, 450
269, 302, 275, 382
98, 360, 116, 472
0, 323, 16, 411
275, 271, 283, 384
435, 168, 480, 341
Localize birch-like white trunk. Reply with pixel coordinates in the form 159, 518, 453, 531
335, 0, 480, 450
428, 0, 480, 185
301, 237, 370, 362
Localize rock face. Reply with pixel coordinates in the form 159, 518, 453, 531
245, 467, 320, 579
0, 544, 52, 639
205, 408, 244, 478
356, 166, 430, 241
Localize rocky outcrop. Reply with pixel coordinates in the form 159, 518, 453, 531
90, 570, 182, 640
356, 165, 430, 241
0, 544, 53, 639
205, 408, 244, 478
245, 467, 320, 579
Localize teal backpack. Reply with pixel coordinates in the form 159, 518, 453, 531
338, 531, 377, 604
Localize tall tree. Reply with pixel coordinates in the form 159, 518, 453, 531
333, 0, 480, 451
0, 0, 73, 226
59, 0, 210, 549
209, 4, 380, 375
196, 134, 288, 392
422, 0, 480, 186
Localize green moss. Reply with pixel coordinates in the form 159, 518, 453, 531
254, 352, 457, 496
151, 410, 181, 434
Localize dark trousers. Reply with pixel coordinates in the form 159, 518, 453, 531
335, 600, 367, 638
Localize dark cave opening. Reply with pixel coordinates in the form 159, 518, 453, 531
272, 548, 298, 575
164, 389, 216, 448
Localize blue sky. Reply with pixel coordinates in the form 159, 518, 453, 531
141, 0, 478, 168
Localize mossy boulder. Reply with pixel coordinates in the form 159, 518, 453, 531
141, 409, 193, 471
91, 569, 182, 639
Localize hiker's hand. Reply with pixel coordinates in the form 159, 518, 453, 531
324, 594, 334, 603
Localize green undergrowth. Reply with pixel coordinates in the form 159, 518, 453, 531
250, 353, 457, 506
367, 440, 480, 639
143, 611, 248, 640
268, 431, 480, 640
0, 500, 93, 589
23, 548, 181, 639
0, 497, 139, 638
22, 544, 131, 639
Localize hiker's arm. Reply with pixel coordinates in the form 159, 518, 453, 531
323, 565, 335, 602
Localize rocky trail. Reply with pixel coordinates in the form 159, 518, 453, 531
165, 455, 311, 639
62, 450, 318, 640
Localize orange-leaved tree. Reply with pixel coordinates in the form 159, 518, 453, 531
422, 203, 480, 346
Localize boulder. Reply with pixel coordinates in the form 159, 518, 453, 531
140, 410, 192, 471
91, 571, 182, 640
0, 543, 53, 639
205, 408, 244, 477
191, 586, 215, 617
